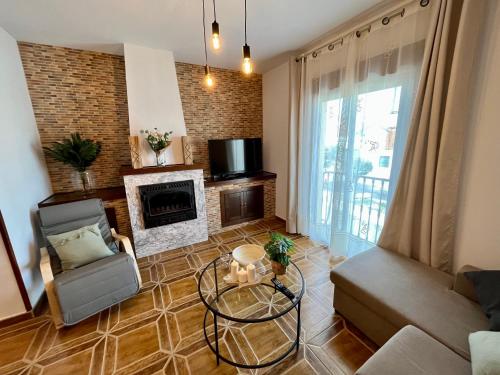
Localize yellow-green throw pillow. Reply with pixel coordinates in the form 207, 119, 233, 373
47, 223, 115, 271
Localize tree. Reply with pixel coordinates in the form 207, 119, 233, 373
356, 159, 373, 176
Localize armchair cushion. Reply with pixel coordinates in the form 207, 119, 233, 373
47, 223, 115, 271
38, 199, 119, 274
54, 252, 140, 325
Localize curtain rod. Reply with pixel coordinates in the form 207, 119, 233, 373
295, 0, 430, 61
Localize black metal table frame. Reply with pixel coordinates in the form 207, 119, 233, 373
197, 257, 305, 369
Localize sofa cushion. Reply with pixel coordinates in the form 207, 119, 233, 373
54, 252, 139, 325
356, 325, 471, 375
454, 265, 481, 303
331, 247, 489, 359
465, 271, 500, 331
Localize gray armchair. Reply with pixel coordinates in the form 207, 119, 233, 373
38, 198, 141, 328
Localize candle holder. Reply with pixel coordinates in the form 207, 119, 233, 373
220, 253, 232, 269
223, 262, 262, 288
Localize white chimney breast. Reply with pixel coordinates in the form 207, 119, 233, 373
124, 43, 187, 166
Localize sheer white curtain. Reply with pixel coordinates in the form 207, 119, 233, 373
293, 2, 432, 259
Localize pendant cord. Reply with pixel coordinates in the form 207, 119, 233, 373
244, 0, 247, 44
213, 0, 217, 21
202, 0, 208, 64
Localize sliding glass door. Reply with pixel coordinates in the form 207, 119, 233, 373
307, 73, 418, 258
292, 3, 432, 259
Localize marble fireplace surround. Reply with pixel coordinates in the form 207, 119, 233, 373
123, 167, 208, 258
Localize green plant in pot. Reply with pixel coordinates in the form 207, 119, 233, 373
43, 133, 101, 193
264, 232, 295, 275
140, 128, 173, 166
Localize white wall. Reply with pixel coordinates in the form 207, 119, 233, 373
0, 26, 52, 311
454, 1, 500, 271
124, 44, 187, 166
263, 61, 290, 219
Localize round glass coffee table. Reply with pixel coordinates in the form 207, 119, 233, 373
197, 256, 305, 369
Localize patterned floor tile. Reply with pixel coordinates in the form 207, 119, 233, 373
213, 229, 244, 244
0, 219, 374, 374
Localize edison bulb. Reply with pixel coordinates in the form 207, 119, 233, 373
242, 57, 253, 75
205, 74, 214, 87
212, 34, 220, 50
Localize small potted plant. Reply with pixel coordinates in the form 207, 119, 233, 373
140, 128, 173, 166
264, 232, 295, 275
43, 133, 101, 192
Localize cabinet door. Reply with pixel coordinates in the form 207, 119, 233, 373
220, 185, 264, 227
243, 185, 264, 220
221, 190, 244, 227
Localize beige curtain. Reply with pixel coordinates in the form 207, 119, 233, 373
286, 57, 305, 233
378, 0, 485, 272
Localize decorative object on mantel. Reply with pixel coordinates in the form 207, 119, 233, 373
264, 232, 295, 275
140, 128, 173, 166
128, 135, 142, 169
43, 133, 101, 193
181, 136, 193, 165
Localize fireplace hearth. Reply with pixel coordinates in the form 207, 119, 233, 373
139, 180, 197, 229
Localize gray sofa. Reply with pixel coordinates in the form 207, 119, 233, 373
330, 246, 488, 373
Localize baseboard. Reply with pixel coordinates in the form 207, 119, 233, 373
274, 215, 286, 223
0, 311, 33, 328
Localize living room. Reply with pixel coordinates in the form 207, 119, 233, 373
0, 0, 499, 374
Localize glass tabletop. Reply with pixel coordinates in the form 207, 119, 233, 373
197, 255, 304, 322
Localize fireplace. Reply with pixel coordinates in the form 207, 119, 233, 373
139, 180, 197, 229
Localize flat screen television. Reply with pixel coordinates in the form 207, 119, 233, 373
208, 138, 263, 178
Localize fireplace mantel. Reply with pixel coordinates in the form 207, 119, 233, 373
119, 163, 204, 176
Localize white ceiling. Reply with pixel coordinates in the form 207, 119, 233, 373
0, 0, 382, 72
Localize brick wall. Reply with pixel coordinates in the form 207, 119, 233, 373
18, 43, 131, 193
205, 179, 275, 234
18, 45, 263, 193
18, 43, 268, 238
175, 62, 263, 173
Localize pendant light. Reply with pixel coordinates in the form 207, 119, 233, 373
211, 0, 221, 50
202, 0, 214, 87
242, 0, 253, 75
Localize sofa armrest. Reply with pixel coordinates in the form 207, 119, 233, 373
453, 265, 481, 303
111, 228, 142, 287
40, 247, 64, 328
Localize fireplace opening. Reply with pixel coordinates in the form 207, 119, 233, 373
139, 180, 197, 229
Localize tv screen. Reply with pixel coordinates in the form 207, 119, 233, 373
208, 138, 263, 177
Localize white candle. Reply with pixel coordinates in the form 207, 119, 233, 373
237, 268, 248, 283
231, 260, 239, 282
247, 264, 256, 283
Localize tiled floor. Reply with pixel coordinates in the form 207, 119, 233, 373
0, 218, 375, 374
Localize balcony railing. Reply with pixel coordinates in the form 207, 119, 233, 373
321, 171, 390, 244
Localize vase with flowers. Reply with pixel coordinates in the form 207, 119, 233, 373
140, 128, 173, 166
